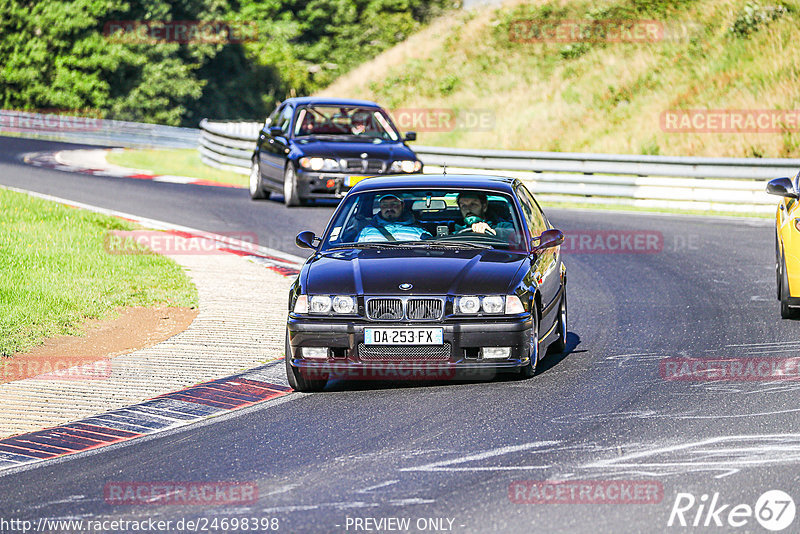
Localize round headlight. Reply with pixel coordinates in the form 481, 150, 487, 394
457, 296, 481, 314
309, 295, 332, 314
482, 296, 504, 314
332, 295, 355, 314
400, 160, 416, 173
310, 157, 324, 171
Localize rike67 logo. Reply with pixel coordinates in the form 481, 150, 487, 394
668, 490, 795, 531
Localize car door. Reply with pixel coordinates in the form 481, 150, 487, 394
259, 104, 293, 184
516, 183, 561, 335
779, 172, 800, 293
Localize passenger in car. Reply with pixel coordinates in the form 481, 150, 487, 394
298, 112, 316, 136
454, 191, 514, 236
357, 194, 432, 242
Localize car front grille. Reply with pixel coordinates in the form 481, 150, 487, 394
366, 298, 444, 321
341, 159, 385, 173
358, 343, 451, 361
367, 298, 403, 320
407, 299, 444, 320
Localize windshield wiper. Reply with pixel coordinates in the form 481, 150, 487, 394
324, 242, 410, 250
423, 240, 493, 249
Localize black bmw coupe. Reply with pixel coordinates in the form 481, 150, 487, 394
285, 175, 568, 391
250, 97, 421, 206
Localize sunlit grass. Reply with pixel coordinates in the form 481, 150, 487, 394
0, 189, 198, 357
107, 148, 248, 187
319, 0, 800, 158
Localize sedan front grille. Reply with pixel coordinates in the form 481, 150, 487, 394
358, 343, 451, 361
367, 298, 403, 320
407, 299, 444, 320
341, 159, 385, 173
366, 298, 445, 321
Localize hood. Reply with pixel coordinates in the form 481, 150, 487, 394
292, 138, 416, 161
304, 248, 528, 296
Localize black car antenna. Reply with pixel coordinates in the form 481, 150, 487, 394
443, 163, 447, 175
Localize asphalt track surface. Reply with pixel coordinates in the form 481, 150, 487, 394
1, 136, 798, 533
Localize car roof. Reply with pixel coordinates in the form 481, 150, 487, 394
349, 174, 518, 194
282, 97, 382, 108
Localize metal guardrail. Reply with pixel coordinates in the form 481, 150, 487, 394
198, 119, 799, 213
0, 110, 199, 149
198, 119, 260, 174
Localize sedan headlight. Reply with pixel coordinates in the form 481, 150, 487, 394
309, 295, 332, 314
481, 296, 504, 314
332, 295, 356, 314
455, 295, 526, 315
301, 295, 358, 315
456, 296, 481, 314
390, 160, 422, 173
299, 157, 341, 171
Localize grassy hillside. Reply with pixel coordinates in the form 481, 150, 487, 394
318, 0, 800, 158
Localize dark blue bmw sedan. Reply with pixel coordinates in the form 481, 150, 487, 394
249, 97, 422, 206
285, 174, 568, 391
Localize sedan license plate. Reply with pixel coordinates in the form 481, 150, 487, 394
364, 328, 443, 345
344, 175, 369, 187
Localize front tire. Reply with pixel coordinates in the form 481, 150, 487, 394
249, 159, 269, 200
520, 314, 539, 379
548, 291, 567, 355
285, 334, 327, 392
283, 164, 302, 207
780, 255, 797, 319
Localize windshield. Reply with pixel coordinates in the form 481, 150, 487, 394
320, 189, 526, 252
293, 105, 400, 141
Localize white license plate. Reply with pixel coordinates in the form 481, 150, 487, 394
344, 175, 369, 187
364, 328, 444, 345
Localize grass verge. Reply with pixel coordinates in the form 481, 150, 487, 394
0, 188, 198, 357
106, 148, 248, 187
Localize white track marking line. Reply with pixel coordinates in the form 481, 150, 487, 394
0, 185, 305, 267
401, 441, 559, 472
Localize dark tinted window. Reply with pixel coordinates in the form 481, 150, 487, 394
516, 185, 546, 235
321, 189, 524, 251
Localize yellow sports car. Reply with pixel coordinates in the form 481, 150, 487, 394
768, 174, 800, 318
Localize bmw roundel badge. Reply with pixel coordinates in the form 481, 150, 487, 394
399, 283, 413, 290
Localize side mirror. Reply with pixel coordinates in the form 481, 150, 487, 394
404, 131, 417, 142
269, 126, 284, 138
532, 229, 565, 253
767, 177, 798, 199
296, 231, 318, 250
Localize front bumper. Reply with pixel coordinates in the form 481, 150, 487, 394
294, 169, 414, 199
286, 316, 533, 380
